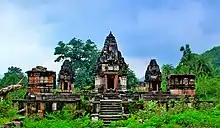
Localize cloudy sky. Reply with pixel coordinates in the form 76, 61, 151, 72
0, 0, 219, 78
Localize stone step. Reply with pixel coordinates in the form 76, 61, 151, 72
103, 121, 112, 126
104, 98, 120, 100
100, 111, 122, 115
100, 107, 122, 111
99, 115, 122, 118
103, 121, 112, 124
101, 102, 121, 104
103, 93, 119, 95
100, 99, 122, 102
100, 109, 122, 112
100, 117, 122, 121
100, 102, 121, 105
101, 101, 121, 104
100, 105, 121, 108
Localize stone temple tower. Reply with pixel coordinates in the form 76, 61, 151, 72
145, 59, 162, 92
94, 32, 128, 92
58, 60, 74, 92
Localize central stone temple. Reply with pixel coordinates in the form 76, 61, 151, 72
94, 32, 128, 92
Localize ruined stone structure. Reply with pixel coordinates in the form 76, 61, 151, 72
13, 65, 80, 118
167, 74, 196, 95
26, 66, 56, 94
94, 32, 128, 92
58, 60, 74, 92
145, 59, 162, 92
10, 32, 200, 127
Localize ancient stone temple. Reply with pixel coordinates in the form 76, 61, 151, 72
58, 60, 74, 92
145, 59, 162, 92
94, 32, 128, 92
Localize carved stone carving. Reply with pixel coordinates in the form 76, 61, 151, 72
145, 59, 162, 82
94, 32, 128, 91
58, 60, 74, 91
145, 59, 162, 91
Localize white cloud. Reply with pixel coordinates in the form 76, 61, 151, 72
0, 1, 61, 74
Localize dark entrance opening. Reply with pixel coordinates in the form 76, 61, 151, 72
64, 82, 68, 90
107, 75, 114, 89
152, 83, 157, 91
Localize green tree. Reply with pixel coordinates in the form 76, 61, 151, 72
161, 64, 175, 91
54, 38, 100, 88
0, 66, 27, 88
201, 46, 220, 76
196, 75, 220, 100
194, 56, 213, 76
176, 44, 193, 74
161, 64, 175, 76
127, 68, 139, 89
176, 44, 213, 76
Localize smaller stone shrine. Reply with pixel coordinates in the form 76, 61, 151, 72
26, 66, 56, 94
144, 59, 162, 92
167, 74, 196, 95
58, 60, 74, 92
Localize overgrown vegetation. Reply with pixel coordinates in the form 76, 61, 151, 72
23, 105, 104, 128
0, 38, 220, 127
161, 44, 220, 100
110, 101, 220, 128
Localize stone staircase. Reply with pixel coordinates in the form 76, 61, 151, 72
99, 99, 123, 126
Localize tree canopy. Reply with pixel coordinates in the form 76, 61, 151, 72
54, 38, 100, 88
0, 66, 27, 88
54, 38, 138, 88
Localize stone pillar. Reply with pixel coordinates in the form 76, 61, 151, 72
104, 75, 107, 91
149, 82, 152, 91
96, 103, 100, 113
156, 83, 159, 91
71, 83, 74, 92
67, 82, 70, 91
121, 76, 127, 91
39, 103, 45, 117
114, 75, 118, 91
25, 104, 28, 116
52, 102, 57, 111
61, 82, 63, 90
95, 76, 100, 92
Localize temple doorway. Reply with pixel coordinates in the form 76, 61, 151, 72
64, 82, 68, 90
107, 75, 114, 89
152, 83, 158, 91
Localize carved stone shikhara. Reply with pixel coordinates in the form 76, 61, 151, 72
145, 59, 162, 92
58, 60, 74, 92
94, 32, 128, 92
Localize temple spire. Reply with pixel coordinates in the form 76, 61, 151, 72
94, 32, 128, 92
108, 31, 113, 37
